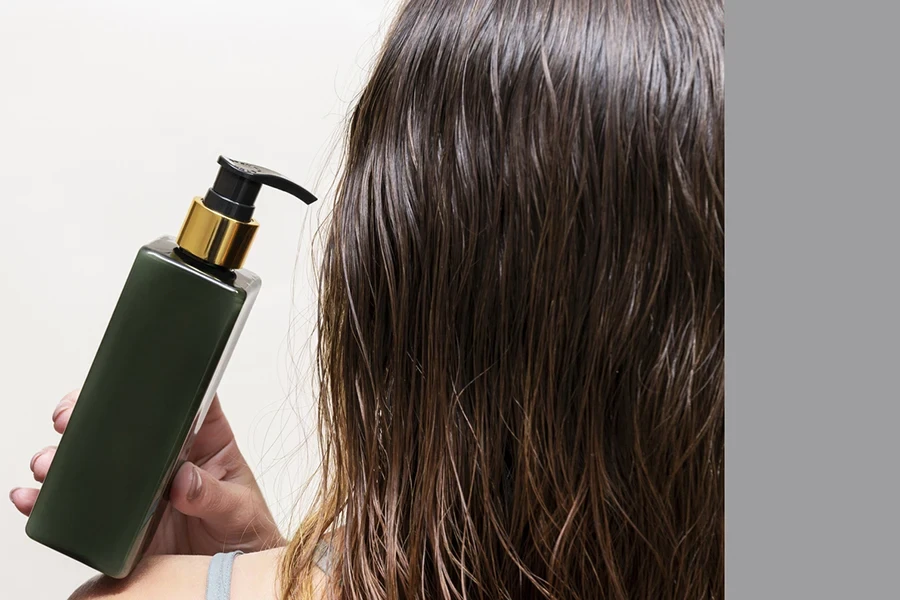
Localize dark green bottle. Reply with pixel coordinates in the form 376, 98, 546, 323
26, 156, 317, 578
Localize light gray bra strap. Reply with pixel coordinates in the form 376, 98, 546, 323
206, 551, 243, 600
313, 540, 335, 576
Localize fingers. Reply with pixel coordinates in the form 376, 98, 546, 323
52, 389, 79, 434
9, 487, 39, 516
30, 446, 56, 483
187, 395, 238, 462
10, 391, 78, 519
169, 462, 261, 527
205, 394, 227, 425
168, 462, 283, 547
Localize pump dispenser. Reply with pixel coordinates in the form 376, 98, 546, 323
25, 157, 317, 578
177, 156, 317, 269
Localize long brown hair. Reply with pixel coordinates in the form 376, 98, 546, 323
282, 0, 724, 597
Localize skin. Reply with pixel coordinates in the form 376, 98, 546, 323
10, 390, 325, 599
66, 549, 287, 600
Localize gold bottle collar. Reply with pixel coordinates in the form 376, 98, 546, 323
176, 197, 259, 270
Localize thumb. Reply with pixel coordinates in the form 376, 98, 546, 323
169, 462, 256, 525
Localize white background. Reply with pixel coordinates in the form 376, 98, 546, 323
0, 1, 395, 596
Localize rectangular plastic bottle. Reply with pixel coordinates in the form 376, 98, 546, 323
26, 237, 260, 577
25, 156, 318, 577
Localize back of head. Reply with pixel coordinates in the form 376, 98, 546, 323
285, 0, 724, 598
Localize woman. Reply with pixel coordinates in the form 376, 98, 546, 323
11, 0, 724, 597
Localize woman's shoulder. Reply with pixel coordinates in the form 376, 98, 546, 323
67, 547, 328, 600
67, 553, 215, 600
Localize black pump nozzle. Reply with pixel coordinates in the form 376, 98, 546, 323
202, 156, 318, 222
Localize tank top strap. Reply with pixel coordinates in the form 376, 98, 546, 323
206, 550, 243, 600
313, 539, 336, 576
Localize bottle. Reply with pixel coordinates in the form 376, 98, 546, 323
25, 156, 317, 578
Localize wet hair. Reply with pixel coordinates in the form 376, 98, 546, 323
282, 0, 724, 597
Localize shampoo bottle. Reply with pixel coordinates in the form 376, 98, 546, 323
25, 156, 317, 578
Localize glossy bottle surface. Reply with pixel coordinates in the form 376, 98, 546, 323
26, 236, 260, 577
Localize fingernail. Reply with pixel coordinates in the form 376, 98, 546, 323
188, 466, 202, 501
9, 488, 20, 503
29, 450, 44, 471
52, 402, 71, 422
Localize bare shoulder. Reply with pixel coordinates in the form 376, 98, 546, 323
67, 554, 211, 600
67, 549, 285, 600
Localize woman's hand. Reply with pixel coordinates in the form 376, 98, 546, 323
10, 389, 285, 556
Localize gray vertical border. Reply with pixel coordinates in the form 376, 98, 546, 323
728, 1, 899, 598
